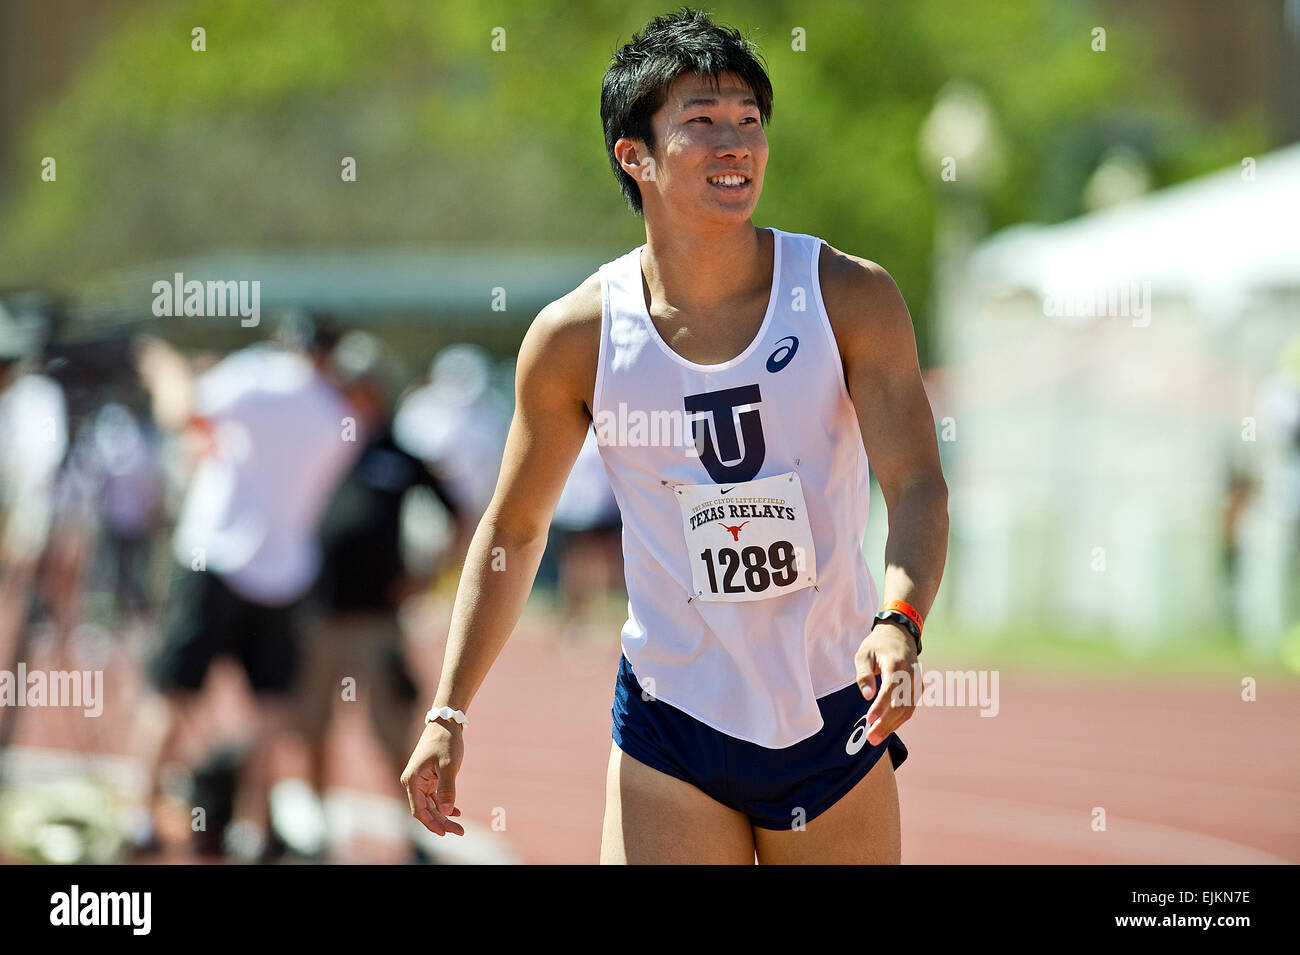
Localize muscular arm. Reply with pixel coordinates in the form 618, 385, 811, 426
821, 247, 949, 629
429, 280, 600, 715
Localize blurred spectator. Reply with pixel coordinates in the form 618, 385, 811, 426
25, 331, 157, 653
137, 310, 361, 860
0, 303, 67, 746
1257, 334, 1300, 631
53, 394, 167, 634
392, 344, 510, 573
550, 424, 623, 636
87, 400, 166, 624
290, 330, 456, 860
40, 408, 101, 646
1221, 466, 1254, 580
0, 306, 66, 584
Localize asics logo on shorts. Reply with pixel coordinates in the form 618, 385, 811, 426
845, 714, 870, 755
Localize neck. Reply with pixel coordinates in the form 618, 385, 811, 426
641, 222, 769, 315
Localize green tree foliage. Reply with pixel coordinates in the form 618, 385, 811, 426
0, 0, 1264, 358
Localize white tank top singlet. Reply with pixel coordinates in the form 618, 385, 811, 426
593, 226, 879, 748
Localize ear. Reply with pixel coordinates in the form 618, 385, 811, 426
615, 139, 655, 182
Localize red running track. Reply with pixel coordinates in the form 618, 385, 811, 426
412, 613, 1299, 864
3, 597, 1295, 864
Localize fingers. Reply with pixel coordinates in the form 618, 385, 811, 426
866, 656, 918, 746
867, 708, 906, 747
401, 765, 466, 837
865, 657, 896, 728
434, 778, 465, 836
436, 780, 457, 819
401, 768, 418, 817
411, 788, 447, 836
412, 785, 464, 837
400, 764, 440, 835
856, 646, 879, 700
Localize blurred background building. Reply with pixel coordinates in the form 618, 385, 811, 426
936, 143, 1300, 653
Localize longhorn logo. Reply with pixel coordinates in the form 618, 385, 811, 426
717, 520, 750, 541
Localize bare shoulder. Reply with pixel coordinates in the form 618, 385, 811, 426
518, 271, 603, 416
534, 270, 603, 336
816, 243, 915, 364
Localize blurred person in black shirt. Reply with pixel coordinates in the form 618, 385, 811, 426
293, 330, 456, 861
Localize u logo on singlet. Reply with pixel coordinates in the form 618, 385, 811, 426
684, 384, 766, 483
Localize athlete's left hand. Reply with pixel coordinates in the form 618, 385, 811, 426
854, 622, 920, 747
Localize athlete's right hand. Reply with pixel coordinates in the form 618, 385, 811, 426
400, 720, 466, 836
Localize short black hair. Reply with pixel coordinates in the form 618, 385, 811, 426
601, 8, 773, 216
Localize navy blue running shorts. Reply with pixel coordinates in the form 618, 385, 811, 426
610, 653, 908, 830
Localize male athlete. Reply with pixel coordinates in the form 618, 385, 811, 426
402, 8, 948, 864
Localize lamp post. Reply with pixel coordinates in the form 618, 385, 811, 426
919, 79, 1004, 327
918, 80, 1006, 630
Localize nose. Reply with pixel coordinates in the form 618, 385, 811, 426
713, 121, 752, 159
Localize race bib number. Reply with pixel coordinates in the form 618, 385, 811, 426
672, 470, 817, 602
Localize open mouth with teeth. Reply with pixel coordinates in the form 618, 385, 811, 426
706, 173, 752, 191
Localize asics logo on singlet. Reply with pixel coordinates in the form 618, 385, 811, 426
846, 714, 870, 755
766, 336, 799, 373
684, 384, 766, 483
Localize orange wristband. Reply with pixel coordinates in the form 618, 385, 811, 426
881, 599, 924, 636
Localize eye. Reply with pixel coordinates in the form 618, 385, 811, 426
689, 116, 712, 123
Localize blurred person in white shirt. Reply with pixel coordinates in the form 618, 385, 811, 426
0, 304, 67, 743
136, 310, 361, 859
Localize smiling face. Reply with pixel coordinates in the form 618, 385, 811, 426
618, 70, 769, 228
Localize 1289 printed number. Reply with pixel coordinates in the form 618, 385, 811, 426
699, 540, 801, 594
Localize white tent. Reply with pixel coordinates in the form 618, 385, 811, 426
968, 142, 1300, 311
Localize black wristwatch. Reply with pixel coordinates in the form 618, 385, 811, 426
873, 610, 922, 656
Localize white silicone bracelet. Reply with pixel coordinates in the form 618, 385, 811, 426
425, 706, 468, 730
